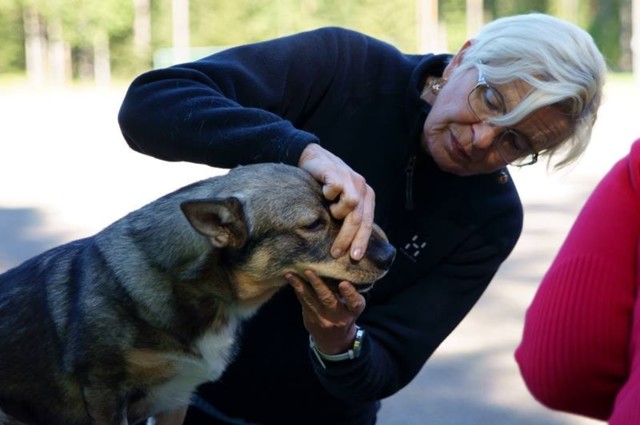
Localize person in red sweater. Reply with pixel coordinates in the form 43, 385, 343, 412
516, 138, 640, 424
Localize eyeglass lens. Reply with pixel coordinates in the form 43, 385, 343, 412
468, 72, 537, 167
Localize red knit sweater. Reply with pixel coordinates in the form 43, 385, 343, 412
516, 138, 640, 424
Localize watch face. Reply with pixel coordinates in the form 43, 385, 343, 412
352, 327, 365, 358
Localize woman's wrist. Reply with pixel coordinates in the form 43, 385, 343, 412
311, 324, 358, 355
297, 142, 323, 168
309, 325, 365, 369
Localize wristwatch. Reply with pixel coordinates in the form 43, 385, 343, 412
309, 325, 365, 369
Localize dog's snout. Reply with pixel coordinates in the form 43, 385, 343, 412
377, 244, 396, 270
367, 241, 396, 271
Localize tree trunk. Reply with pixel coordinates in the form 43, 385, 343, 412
47, 16, 67, 86
93, 31, 111, 87
416, 0, 441, 53
466, 0, 483, 38
172, 0, 190, 64
22, 3, 46, 85
133, 0, 152, 69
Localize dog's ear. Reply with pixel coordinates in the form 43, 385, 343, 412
180, 197, 249, 248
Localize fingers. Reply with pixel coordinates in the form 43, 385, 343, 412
286, 271, 365, 354
303, 270, 339, 309
298, 144, 376, 262
338, 281, 366, 315
322, 181, 343, 202
331, 186, 375, 261
286, 271, 365, 316
286, 272, 317, 309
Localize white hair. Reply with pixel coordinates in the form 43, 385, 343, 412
451, 13, 607, 169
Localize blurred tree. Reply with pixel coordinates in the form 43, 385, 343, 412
62, 0, 133, 82
440, 0, 466, 52
417, 0, 442, 53
0, 0, 636, 81
466, 0, 484, 39
0, 0, 25, 75
21, 0, 46, 84
484, 0, 548, 20
133, 0, 152, 70
587, 0, 623, 69
634, 0, 640, 80
172, 0, 189, 63
188, 0, 415, 52
39, 0, 72, 85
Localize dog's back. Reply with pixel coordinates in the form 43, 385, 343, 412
0, 163, 395, 425
0, 239, 98, 424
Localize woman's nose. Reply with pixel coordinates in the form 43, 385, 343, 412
472, 123, 503, 151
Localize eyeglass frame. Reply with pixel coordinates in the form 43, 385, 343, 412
467, 67, 539, 167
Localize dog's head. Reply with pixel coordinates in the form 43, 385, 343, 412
180, 163, 395, 307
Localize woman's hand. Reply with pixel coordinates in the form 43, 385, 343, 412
298, 143, 375, 261
287, 271, 365, 354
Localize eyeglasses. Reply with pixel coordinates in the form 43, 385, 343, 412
467, 68, 538, 167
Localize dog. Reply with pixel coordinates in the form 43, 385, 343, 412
0, 163, 396, 425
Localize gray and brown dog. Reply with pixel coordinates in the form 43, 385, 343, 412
0, 163, 395, 425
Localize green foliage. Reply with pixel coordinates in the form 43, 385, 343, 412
587, 0, 622, 70
0, 0, 632, 79
0, 0, 24, 72
187, 0, 416, 52
440, 0, 467, 52
58, 0, 133, 46
151, 0, 172, 50
485, 0, 548, 19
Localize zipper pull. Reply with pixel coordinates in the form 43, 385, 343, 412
405, 154, 416, 211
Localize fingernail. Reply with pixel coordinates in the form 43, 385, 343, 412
351, 248, 362, 260
332, 248, 343, 258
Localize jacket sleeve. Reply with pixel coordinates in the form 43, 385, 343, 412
117, 27, 363, 168
515, 146, 640, 420
310, 206, 522, 400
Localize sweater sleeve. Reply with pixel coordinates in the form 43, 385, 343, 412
117, 27, 365, 168
515, 141, 640, 420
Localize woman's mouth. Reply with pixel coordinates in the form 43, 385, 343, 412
449, 133, 471, 162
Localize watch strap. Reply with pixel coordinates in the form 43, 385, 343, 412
309, 325, 365, 369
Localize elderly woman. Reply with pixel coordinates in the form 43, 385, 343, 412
118, 13, 606, 425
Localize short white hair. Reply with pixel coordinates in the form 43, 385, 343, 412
452, 13, 607, 169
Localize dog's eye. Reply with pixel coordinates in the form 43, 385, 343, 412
301, 218, 324, 232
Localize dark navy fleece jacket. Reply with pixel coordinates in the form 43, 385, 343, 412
118, 27, 523, 425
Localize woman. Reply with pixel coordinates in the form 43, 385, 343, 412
118, 13, 606, 425
516, 138, 640, 424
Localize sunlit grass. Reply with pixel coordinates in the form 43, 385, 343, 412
607, 71, 634, 83
0, 73, 27, 86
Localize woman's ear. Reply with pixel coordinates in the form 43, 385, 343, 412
443, 39, 473, 79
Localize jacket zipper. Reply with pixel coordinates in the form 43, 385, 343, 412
405, 154, 416, 211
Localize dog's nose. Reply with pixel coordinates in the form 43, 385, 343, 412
369, 243, 396, 271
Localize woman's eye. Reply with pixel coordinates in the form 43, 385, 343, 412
301, 218, 324, 232
483, 87, 506, 113
503, 131, 529, 153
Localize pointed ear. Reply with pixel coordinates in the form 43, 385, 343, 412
180, 197, 249, 249
443, 39, 473, 79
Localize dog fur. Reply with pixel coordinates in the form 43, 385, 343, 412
0, 163, 395, 425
